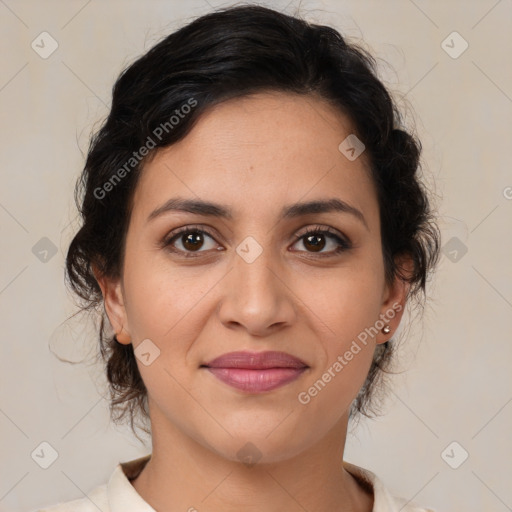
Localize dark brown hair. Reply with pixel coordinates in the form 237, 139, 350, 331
65, 4, 440, 438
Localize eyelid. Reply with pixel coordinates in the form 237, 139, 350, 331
289, 225, 352, 255
293, 224, 349, 242
161, 224, 220, 251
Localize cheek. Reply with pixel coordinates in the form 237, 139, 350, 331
121, 251, 224, 397
291, 252, 384, 394
122, 247, 211, 341
292, 256, 385, 339
307, 280, 379, 395
295, 274, 380, 426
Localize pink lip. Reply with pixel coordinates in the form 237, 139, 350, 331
202, 351, 308, 393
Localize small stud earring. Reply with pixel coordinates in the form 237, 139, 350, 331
382, 325, 391, 334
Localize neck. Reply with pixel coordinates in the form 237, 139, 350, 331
131, 405, 373, 512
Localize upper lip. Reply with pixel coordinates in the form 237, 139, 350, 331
202, 351, 308, 369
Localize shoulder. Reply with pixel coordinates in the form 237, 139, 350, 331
343, 460, 438, 512
34, 454, 152, 512
34, 483, 108, 512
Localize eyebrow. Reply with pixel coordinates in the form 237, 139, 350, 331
147, 197, 368, 230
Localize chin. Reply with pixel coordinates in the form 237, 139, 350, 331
200, 422, 317, 466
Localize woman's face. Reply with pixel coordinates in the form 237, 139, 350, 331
99, 91, 408, 463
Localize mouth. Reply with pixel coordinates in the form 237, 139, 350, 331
201, 351, 309, 393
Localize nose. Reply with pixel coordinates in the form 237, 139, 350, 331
217, 242, 297, 337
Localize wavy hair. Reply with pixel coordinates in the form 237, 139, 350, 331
65, 4, 440, 438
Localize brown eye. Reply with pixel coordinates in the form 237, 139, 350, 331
182, 232, 205, 251
303, 233, 326, 252
291, 227, 351, 256
164, 228, 218, 256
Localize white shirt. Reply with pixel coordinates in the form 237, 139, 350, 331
36, 454, 436, 512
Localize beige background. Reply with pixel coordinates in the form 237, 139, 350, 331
1, 1, 511, 511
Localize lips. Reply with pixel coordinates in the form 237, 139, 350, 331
204, 350, 308, 369
202, 351, 308, 393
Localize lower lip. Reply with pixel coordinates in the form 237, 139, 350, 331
205, 367, 307, 393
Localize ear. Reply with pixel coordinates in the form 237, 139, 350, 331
92, 264, 131, 345
375, 254, 414, 345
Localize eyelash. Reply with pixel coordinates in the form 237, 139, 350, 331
162, 224, 352, 259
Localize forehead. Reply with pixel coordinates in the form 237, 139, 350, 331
131, 91, 378, 226
165, 91, 362, 164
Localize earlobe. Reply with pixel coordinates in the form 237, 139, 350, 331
376, 255, 413, 344
92, 265, 131, 345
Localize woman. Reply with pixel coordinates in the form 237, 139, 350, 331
41, 4, 440, 511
